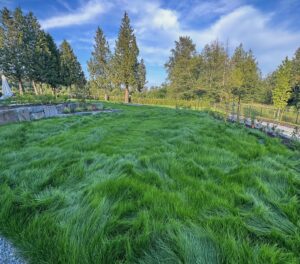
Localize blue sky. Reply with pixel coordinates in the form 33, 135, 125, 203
1, 0, 300, 86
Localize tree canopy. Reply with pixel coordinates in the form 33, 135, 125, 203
88, 27, 112, 100
165, 36, 200, 99
0, 7, 86, 96
113, 12, 139, 103
272, 58, 292, 113
1, 5, 299, 112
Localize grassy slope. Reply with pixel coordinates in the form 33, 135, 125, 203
0, 103, 299, 264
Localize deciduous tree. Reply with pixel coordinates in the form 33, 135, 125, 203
272, 57, 292, 119
201, 40, 229, 102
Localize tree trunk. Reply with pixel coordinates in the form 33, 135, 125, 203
124, 85, 129, 103
32, 80, 38, 95
104, 93, 109, 101
69, 85, 72, 98
40, 83, 44, 95
276, 109, 281, 120
237, 97, 241, 124
18, 80, 24, 96
52, 87, 57, 98
280, 109, 284, 121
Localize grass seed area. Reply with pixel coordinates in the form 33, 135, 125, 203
0, 103, 299, 263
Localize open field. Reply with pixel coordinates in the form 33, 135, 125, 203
0, 103, 300, 263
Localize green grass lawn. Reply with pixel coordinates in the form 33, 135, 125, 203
0, 103, 299, 263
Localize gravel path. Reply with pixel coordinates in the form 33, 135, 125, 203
0, 236, 26, 264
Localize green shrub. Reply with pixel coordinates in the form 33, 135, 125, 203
86, 105, 94, 111
0, 94, 70, 106
63, 107, 71, 114
75, 107, 84, 112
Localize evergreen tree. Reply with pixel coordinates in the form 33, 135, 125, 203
136, 59, 146, 92
272, 57, 292, 119
59, 40, 86, 97
43, 34, 60, 93
88, 27, 111, 100
0, 7, 63, 95
21, 11, 59, 95
113, 12, 139, 103
31, 30, 48, 93
0, 8, 27, 95
0, 17, 4, 58
165, 36, 199, 99
244, 50, 261, 101
24, 11, 41, 94
59, 40, 75, 87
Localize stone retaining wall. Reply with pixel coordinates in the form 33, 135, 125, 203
0, 103, 102, 125
228, 114, 300, 140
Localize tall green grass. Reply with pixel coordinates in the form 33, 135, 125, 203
0, 103, 299, 263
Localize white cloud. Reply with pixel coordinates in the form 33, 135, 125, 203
152, 9, 179, 30
56, 0, 74, 12
41, 0, 111, 29
139, 44, 171, 65
190, 6, 300, 74
131, 2, 300, 80
44, 0, 300, 85
135, 2, 179, 34
189, 0, 243, 18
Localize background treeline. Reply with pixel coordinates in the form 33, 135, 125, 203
1, 7, 299, 110
144, 37, 300, 112
0, 7, 146, 103
87, 12, 146, 103
0, 8, 86, 97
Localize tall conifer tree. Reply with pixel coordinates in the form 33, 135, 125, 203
113, 12, 139, 103
165, 36, 199, 99
88, 27, 111, 100
0, 8, 27, 94
24, 11, 41, 94
43, 34, 60, 94
59, 40, 86, 94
